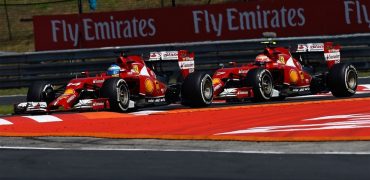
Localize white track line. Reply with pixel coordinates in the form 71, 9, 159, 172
0, 94, 25, 98
129, 110, 164, 116
1, 146, 370, 155
360, 84, 370, 90
0, 118, 13, 125
23, 115, 62, 123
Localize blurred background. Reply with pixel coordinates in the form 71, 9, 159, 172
0, 0, 256, 52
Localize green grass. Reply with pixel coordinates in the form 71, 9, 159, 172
359, 71, 370, 77
0, 105, 13, 115
0, 88, 27, 96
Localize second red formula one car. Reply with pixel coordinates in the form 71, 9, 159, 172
15, 50, 213, 114
212, 42, 358, 102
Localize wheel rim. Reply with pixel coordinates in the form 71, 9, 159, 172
43, 86, 54, 103
346, 69, 357, 90
261, 73, 272, 97
118, 83, 129, 109
202, 76, 213, 101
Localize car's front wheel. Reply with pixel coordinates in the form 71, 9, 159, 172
27, 81, 55, 104
101, 78, 130, 112
247, 68, 273, 102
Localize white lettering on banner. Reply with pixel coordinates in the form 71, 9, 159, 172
83, 18, 94, 41
193, 10, 223, 36
193, 5, 305, 37
50, 16, 157, 47
51, 20, 60, 42
51, 20, 79, 47
344, 0, 370, 28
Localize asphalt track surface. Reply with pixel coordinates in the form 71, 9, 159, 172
2, 147, 370, 180
0, 79, 370, 179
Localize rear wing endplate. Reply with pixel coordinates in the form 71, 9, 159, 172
294, 42, 341, 68
148, 51, 179, 61
147, 50, 195, 78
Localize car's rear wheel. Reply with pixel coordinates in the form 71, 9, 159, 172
181, 72, 213, 107
101, 78, 130, 112
247, 68, 273, 102
328, 63, 357, 97
27, 81, 55, 104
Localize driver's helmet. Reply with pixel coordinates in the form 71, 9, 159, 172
107, 64, 121, 77
255, 54, 272, 63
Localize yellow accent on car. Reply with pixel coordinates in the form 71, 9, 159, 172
212, 78, 221, 85
279, 56, 285, 64
145, 79, 154, 93
289, 70, 299, 84
133, 65, 139, 73
63, 89, 75, 95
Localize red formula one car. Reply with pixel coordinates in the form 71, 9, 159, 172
212, 42, 358, 102
14, 50, 213, 114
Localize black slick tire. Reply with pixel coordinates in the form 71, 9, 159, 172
26, 81, 55, 103
246, 68, 273, 102
181, 72, 213, 107
328, 63, 357, 97
101, 78, 130, 112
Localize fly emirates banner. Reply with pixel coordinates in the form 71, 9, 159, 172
33, 0, 370, 51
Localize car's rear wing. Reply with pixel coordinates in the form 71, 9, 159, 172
147, 50, 195, 78
294, 42, 340, 68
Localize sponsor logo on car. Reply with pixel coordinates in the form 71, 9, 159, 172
93, 79, 104, 84
238, 69, 249, 74
215, 71, 226, 76
66, 94, 77, 103
307, 43, 324, 52
67, 82, 81, 87
178, 61, 194, 69
147, 97, 166, 103
324, 52, 340, 61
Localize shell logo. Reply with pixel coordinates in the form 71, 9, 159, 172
145, 79, 154, 93
212, 78, 221, 85
289, 70, 299, 84
63, 88, 75, 95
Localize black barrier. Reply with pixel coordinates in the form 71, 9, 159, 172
0, 35, 369, 88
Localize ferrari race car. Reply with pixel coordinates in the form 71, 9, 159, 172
212, 42, 358, 102
14, 50, 213, 114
